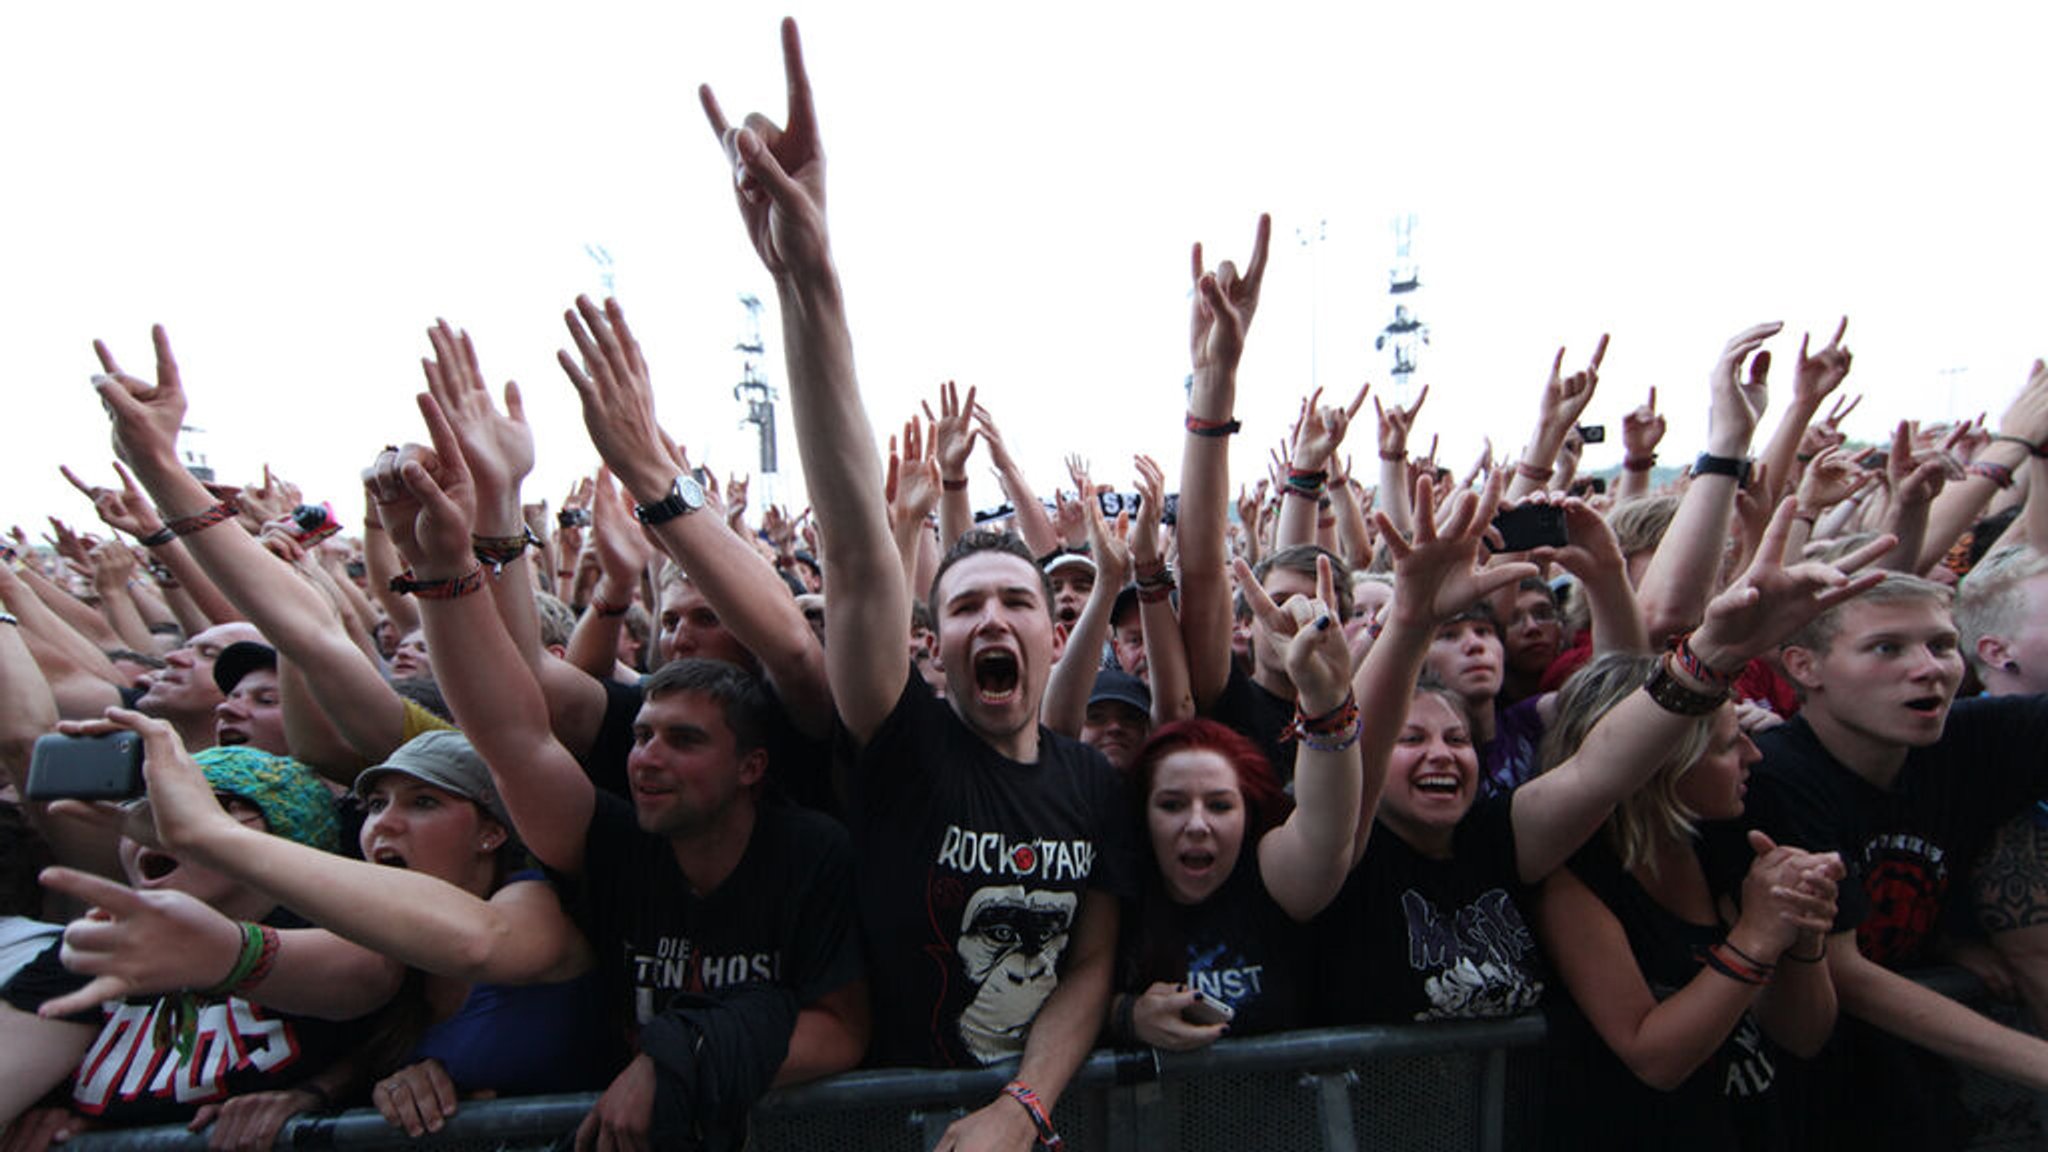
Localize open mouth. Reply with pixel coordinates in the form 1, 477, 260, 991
370, 846, 408, 868
1179, 850, 1216, 873
136, 850, 179, 882
973, 650, 1021, 704
1904, 696, 1944, 716
216, 726, 248, 746
1414, 772, 1462, 795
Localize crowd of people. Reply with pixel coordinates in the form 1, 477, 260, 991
6, 19, 2048, 1152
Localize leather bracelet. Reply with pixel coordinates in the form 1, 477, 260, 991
1644, 653, 1729, 715
1378, 450, 1405, 462
389, 566, 488, 600
1990, 433, 2046, 458
593, 596, 632, 617
137, 525, 177, 548
941, 476, 970, 492
1693, 453, 1753, 484
164, 498, 241, 538
1185, 413, 1241, 438
1623, 454, 1657, 473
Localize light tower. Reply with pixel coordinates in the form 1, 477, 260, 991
732, 295, 779, 502
1373, 214, 1430, 400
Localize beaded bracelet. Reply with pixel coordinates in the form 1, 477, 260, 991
1002, 1080, 1063, 1150
1185, 413, 1241, 439
164, 497, 241, 539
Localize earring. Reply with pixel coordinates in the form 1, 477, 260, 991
2005, 661, 2020, 674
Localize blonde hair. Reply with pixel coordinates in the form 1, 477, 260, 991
1956, 545, 2048, 675
1538, 652, 1714, 876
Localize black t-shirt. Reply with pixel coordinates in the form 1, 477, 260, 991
1543, 827, 1788, 1152
561, 792, 862, 1042
587, 675, 840, 817
1116, 846, 1311, 1037
1205, 665, 1299, 787
844, 672, 1136, 1069
1314, 793, 1547, 1024
1747, 695, 2048, 968
68, 910, 362, 1126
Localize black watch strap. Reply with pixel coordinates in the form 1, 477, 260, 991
1693, 453, 1753, 484
634, 476, 706, 526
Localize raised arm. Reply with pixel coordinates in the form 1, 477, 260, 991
1372, 387, 1427, 540
973, 405, 1061, 560
1758, 318, 1853, 505
1505, 338, 1607, 502
1879, 421, 1950, 574
1616, 387, 1665, 501
0, 563, 123, 718
1131, 455, 1193, 724
62, 460, 237, 628
1534, 495, 1649, 656
1349, 475, 1537, 862
91, 327, 415, 761
1176, 215, 1272, 711
701, 19, 902, 743
1635, 322, 1780, 643
365, 399, 596, 873
926, 381, 980, 550
564, 470, 652, 680
1919, 361, 2048, 573
1042, 467, 1130, 738
1514, 504, 1893, 883
1277, 384, 1369, 551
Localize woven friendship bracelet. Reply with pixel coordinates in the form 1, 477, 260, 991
165, 498, 241, 539
1185, 413, 1242, 439
389, 566, 489, 600
1002, 1080, 1063, 1150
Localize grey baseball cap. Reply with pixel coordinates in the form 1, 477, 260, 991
352, 730, 512, 830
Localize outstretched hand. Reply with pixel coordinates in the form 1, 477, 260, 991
1376, 473, 1538, 630
700, 18, 831, 281
1689, 498, 1893, 672
1536, 336, 1609, 437
423, 320, 532, 507
37, 866, 245, 1018
1793, 316, 1853, 407
1708, 322, 1782, 455
924, 380, 980, 480
62, 461, 165, 541
1374, 386, 1428, 460
1291, 382, 1371, 469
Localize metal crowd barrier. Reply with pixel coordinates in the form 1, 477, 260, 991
61, 970, 2048, 1152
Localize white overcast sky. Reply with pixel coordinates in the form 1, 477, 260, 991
5, 1, 2044, 537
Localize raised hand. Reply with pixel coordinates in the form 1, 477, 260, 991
1189, 214, 1272, 376
1796, 445, 1875, 517
1621, 387, 1665, 460
1997, 359, 2048, 448
1374, 385, 1428, 460
1375, 473, 1538, 629
1522, 493, 1628, 583
590, 469, 655, 590
1291, 382, 1371, 469
362, 396, 479, 579
1132, 454, 1167, 566
699, 18, 830, 280
1886, 421, 1949, 509
1079, 462, 1131, 594
1819, 392, 1862, 436
923, 380, 980, 481
884, 419, 940, 532
1688, 498, 1893, 672
1793, 316, 1853, 408
91, 326, 187, 470
1234, 552, 1351, 713
62, 461, 165, 541
1708, 322, 1783, 455
423, 319, 532, 507
559, 295, 683, 504
1536, 336, 1609, 439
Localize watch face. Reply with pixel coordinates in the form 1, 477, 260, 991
676, 475, 707, 510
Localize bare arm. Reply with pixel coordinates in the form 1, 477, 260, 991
1042, 482, 1130, 738
365, 402, 597, 875
1636, 323, 1779, 642
1132, 456, 1193, 724
976, 408, 1061, 560
1831, 928, 2048, 1091
926, 381, 980, 551
0, 563, 123, 717
1371, 388, 1426, 540
776, 981, 870, 1087
1505, 338, 1606, 502
701, 23, 903, 745
1758, 318, 1852, 506
560, 297, 837, 740
1177, 216, 1272, 712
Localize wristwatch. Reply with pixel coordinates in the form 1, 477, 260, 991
633, 475, 708, 526
1693, 453, 1754, 485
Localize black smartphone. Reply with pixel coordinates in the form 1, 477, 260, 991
557, 507, 592, 529
26, 732, 145, 801
1576, 424, 1607, 445
1162, 493, 1181, 527
1492, 504, 1568, 552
